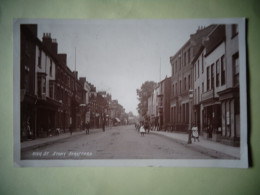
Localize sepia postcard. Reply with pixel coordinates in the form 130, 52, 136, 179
13, 18, 248, 168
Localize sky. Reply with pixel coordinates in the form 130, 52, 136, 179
30, 19, 215, 116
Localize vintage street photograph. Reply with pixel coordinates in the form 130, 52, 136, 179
13, 18, 248, 167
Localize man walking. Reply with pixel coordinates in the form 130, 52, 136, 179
69, 124, 73, 135
85, 121, 90, 135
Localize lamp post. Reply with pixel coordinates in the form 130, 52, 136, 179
188, 89, 193, 144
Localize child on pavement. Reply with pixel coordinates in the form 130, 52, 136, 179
140, 125, 145, 136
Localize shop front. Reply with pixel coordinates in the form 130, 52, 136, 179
36, 98, 60, 138
202, 102, 221, 141
218, 88, 240, 146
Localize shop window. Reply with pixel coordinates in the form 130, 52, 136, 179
226, 101, 231, 137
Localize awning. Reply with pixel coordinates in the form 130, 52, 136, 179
115, 118, 120, 122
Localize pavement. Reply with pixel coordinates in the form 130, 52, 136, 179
21, 127, 240, 159
21, 128, 103, 151
150, 130, 240, 159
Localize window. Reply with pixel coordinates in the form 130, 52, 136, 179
179, 80, 182, 94
188, 75, 191, 89
188, 49, 190, 63
195, 89, 197, 104
172, 64, 174, 76
184, 77, 186, 91
202, 54, 204, 73
198, 59, 200, 78
38, 49, 42, 67
171, 107, 173, 123
49, 82, 54, 99
37, 74, 46, 97
50, 59, 53, 76
202, 82, 204, 93
184, 52, 186, 66
216, 59, 220, 87
37, 79, 41, 97
173, 107, 176, 123
198, 87, 200, 102
233, 53, 239, 86
42, 79, 46, 94
232, 24, 238, 38
207, 67, 210, 91
211, 64, 214, 89
172, 84, 175, 96
183, 104, 185, 123
179, 56, 181, 70
221, 55, 226, 85
194, 63, 196, 81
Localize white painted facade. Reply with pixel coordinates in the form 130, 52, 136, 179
35, 45, 56, 99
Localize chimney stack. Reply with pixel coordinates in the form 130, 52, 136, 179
42, 33, 52, 49
51, 39, 58, 54
57, 54, 67, 66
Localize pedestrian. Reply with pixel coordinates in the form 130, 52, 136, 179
140, 125, 145, 136
69, 124, 73, 135
102, 120, 105, 132
192, 126, 200, 142
85, 121, 90, 135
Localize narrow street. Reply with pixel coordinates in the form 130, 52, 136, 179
21, 125, 235, 160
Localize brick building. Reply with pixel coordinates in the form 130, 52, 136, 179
20, 24, 85, 140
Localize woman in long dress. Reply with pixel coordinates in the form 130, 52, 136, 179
140, 125, 145, 136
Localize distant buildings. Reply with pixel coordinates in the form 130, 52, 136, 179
147, 77, 171, 130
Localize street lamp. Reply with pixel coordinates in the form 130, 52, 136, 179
188, 89, 193, 144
